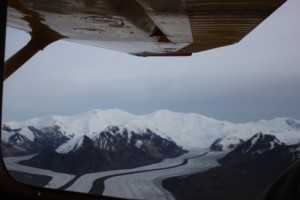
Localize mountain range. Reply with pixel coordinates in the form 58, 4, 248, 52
2, 109, 300, 174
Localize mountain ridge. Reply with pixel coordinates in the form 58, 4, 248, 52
3, 109, 300, 150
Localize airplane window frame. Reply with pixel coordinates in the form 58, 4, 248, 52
1, 1, 299, 200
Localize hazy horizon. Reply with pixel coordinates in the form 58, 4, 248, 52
2, 107, 300, 125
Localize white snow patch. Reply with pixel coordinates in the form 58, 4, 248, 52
217, 135, 243, 151
1, 130, 14, 143
19, 127, 35, 141
135, 140, 143, 148
270, 141, 276, 150
243, 134, 260, 153
56, 136, 84, 154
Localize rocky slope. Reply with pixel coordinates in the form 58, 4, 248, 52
18, 127, 186, 174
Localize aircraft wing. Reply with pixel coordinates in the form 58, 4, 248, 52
7, 0, 286, 57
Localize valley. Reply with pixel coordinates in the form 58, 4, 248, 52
4, 149, 225, 200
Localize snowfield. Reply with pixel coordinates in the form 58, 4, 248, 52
3, 155, 76, 188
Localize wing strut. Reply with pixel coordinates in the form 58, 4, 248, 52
4, 0, 63, 80
4, 36, 58, 80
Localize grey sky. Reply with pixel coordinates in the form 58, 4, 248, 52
2, 0, 300, 123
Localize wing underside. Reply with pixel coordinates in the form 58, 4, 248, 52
7, 0, 286, 56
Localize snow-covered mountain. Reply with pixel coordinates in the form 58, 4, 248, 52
2, 125, 69, 156
3, 109, 300, 151
18, 126, 186, 174
222, 133, 284, 159
210, 131, 285, 152
210, 135, 245, 151
219, 132, 300, 166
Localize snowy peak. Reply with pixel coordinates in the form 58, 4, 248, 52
210, 136, 244, 151
219, 132, 300, 169
69, 109, 136, 134
3, 108, 136, 138
239, 132, 283, 155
